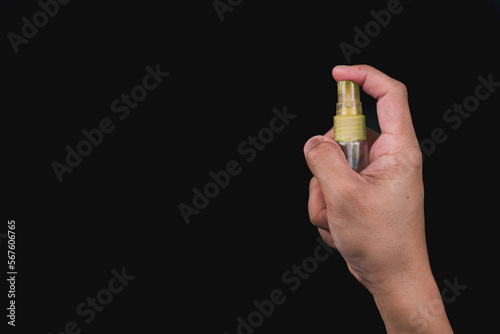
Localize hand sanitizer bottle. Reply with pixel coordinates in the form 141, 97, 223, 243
334, 80, 369, 172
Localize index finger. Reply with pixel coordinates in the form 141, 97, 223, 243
332, 65, 414, 138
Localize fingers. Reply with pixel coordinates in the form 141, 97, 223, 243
332, 65, 414, 139
303, 135, 355, 194
308, 177, 328, 230
318, 228, 336, 249
309, 177, 337, 249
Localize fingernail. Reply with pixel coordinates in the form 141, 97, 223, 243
304, 135, 326, 157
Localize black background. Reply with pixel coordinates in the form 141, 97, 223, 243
2, 0, 499, 332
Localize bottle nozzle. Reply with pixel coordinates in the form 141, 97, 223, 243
334, 80, 366, 142
337, 81, 362, 115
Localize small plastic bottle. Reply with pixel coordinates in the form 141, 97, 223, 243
334, 81, 369, 172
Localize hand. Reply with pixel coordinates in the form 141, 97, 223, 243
304, 65, 453, 333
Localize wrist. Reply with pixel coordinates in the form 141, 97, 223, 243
371, 269, 453, 333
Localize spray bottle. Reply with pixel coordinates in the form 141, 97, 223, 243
334, 80, 369, 172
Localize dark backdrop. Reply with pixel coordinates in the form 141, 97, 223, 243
2, 0, 499, 332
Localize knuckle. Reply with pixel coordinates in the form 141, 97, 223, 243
356, 64, 373, 72
309, 209, 327, 229
309, 213, 321, 227
309, 176, 318, 189
392, 81, 408, 97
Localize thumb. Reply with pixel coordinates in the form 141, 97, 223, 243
304, 135, 355, 193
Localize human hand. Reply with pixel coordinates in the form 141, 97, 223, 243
304, 65, 453, 333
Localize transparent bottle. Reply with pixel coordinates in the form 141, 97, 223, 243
334, 81, 369, 172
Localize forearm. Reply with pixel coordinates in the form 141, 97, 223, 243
372, 270, 453, 333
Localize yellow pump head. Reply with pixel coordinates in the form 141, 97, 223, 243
334, 81, 366, 142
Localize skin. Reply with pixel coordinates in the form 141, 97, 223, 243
304, 65, 453, 333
